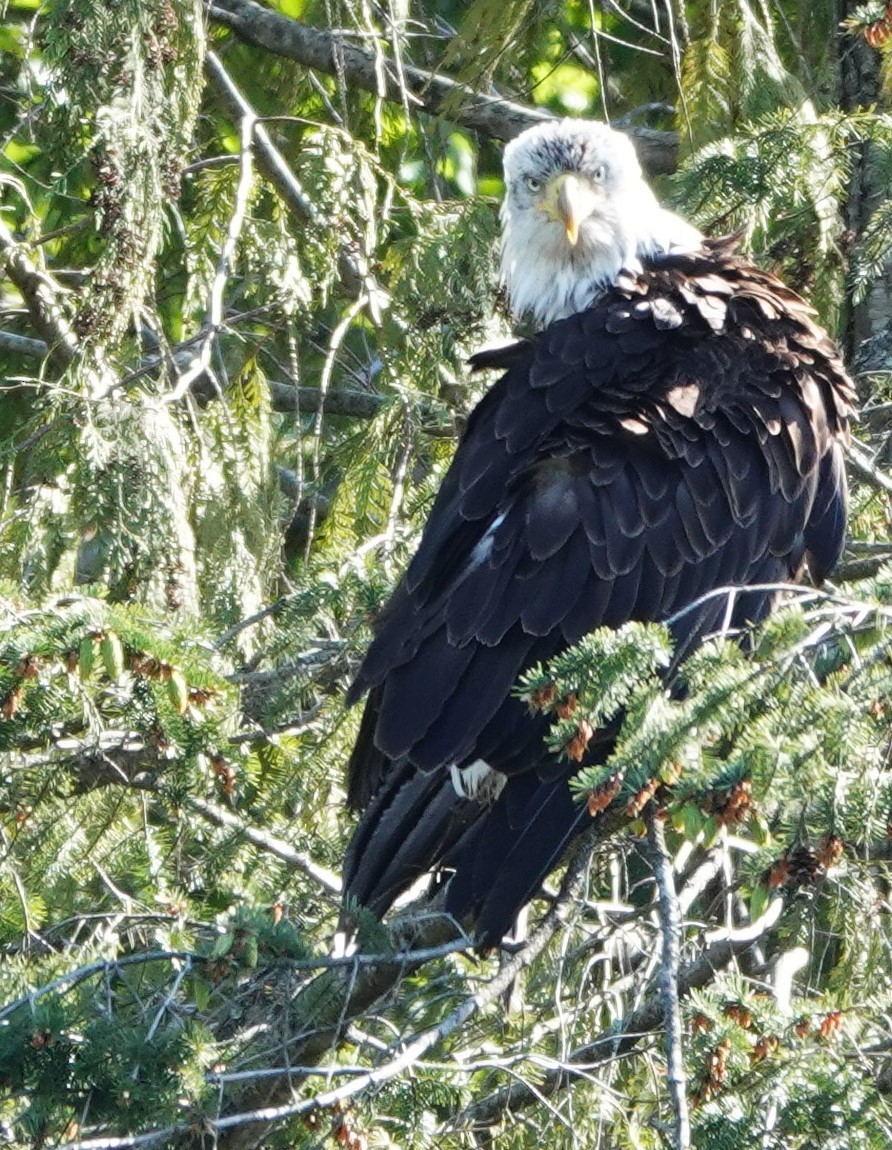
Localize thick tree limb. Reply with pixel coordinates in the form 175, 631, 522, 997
206, 0, 679, 174
835, 554, 892, 581
0, 218, 79, 367
268, 380, 458, 435
0, 329, 47, 357
269, 381, 384, 418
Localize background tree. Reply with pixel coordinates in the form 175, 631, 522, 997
2, 1, 892, 1147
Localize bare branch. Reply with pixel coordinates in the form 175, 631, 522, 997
187, 794, 342, 894
645, 804, 690, 1150
0, 951, 197, 1023
204, 50, 364, 294
206, 0, 678, 175
860, 401, 892, 432
0, 328, 47, 357
847, 440, 892, 498
450, 898, 785, 1132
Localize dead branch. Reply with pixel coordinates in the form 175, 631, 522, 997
847, 441, 892, 497
645, 804, 690, 1149
449, 898, 785, 1132
204, 50, 364, 294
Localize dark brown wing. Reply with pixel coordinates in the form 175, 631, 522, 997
343, 245, 855, 946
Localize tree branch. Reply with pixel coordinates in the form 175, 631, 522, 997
0, 328, 47, 358
204, 50, 364, 294
847, 441, 892, 497
450, 897, 785, 1132
645, 804, 690, 1150
267, 381, 458, 436
268, 381, 384, 418
206, 0, 678, 174
204, 819, 609, 1150
186, 794, 342, 893
0, 218, 79, 367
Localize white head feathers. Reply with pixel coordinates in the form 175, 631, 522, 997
500, 119, 702, 327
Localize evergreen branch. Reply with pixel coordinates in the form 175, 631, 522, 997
204, 50, 364, 295
644, 804, 691, 1150
206, 0, 678, 174
23, 742, 343, 894
663, 580, 837, 632
0, 951, 199, 1023
56, 907, 465, 1150
448, 898, 786, 1132
196, 822, 605, 1150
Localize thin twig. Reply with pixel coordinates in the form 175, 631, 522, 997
135, 83, 256, 406
303, 294, 369, 555
204, 50, 364, 294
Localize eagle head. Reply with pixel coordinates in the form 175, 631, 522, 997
500, 119, 702, 327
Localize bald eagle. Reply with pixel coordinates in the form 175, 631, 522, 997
342, 119, 856, 948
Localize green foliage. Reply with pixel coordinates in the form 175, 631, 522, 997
40, 0, 205, 347
676, 108, 860, 327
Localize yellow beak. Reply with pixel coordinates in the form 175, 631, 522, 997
546, 173, 597, 247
